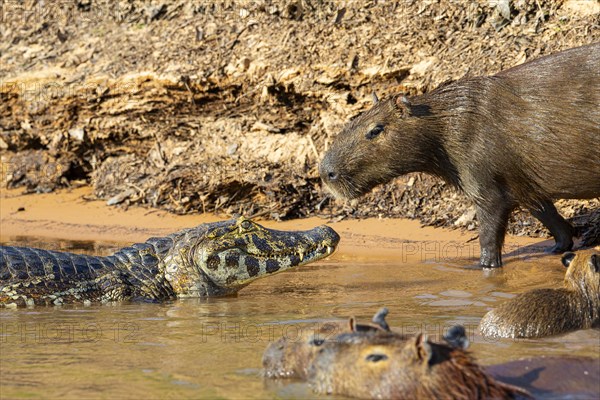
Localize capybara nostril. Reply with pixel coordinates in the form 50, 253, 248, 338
319, 159, 339, 183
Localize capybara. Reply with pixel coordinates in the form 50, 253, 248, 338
479, 248, 600, 338
262, 308, 391, 379
320, 42, 600, 268
308, 331, 531, 399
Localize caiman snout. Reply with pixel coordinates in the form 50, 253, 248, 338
306, 225, 340, 252
190, 218, 341, 295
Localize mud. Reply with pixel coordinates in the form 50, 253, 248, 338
1, 0, 598, 243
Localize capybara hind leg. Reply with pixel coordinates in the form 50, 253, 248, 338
476, 203, 513, 268
528, 200, 574, 254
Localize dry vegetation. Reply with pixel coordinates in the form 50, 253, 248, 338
1, 0, 598, 244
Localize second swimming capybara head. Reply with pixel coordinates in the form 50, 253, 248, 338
309, 332, 530, 399
562, 248, 600, 324
562, 249, 600, 299
320, 95, 441, 199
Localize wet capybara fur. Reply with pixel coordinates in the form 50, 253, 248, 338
262, 308, 391, 379
309, 332, 531, 399
479, 249, 600, 338
320, 42, 600, 268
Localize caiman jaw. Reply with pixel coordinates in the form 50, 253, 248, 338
194, 217, 340, 292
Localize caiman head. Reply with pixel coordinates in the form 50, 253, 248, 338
164, 217, 340, 297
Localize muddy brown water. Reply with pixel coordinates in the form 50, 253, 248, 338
1, 236, 598, 399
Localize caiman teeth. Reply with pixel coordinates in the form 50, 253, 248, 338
244, 243, 334, 260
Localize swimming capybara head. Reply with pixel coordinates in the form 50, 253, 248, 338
262, 320, 347, 379
263, 308, 392, 379
309, 331, 530, 399
319, 95, 437, 200
562, 249, 600, 298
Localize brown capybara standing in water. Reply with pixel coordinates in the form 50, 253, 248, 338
308, 332, 531, 399
320, 43, 600, 268
479, 248, 600, 338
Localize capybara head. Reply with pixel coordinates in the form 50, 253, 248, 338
309, 331, 530, 399
263, 308, 392, 379
562, 249, 600, 309
262, 320, 347, 379
320, 95, 437, 199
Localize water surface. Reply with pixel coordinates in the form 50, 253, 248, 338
1, 237, 598, 399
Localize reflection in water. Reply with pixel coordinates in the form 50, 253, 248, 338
0, 237, 598, 399
2, 236, 121, 256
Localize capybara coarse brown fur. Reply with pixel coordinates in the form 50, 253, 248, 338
262, 308, 391, 379
308, 332, 531, 399
320, 42, 600, 268
479, 248, 600, 338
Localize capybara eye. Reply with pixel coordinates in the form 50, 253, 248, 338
365, 124, 384, 140
365, 353, 388, 363
561, 252, 576, 268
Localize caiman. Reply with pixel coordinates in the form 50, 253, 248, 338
0, 217, 339, 307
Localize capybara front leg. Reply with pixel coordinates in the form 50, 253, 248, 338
476, 202, 513, 268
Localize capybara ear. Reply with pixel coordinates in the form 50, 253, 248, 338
561, 252, 576, 268
349, 317, 357, 332
371, 307, 391, 331
415, 333, 432, 363
443, 325, 469, 350
394, 95, 412, 117
589, 254, 599, 273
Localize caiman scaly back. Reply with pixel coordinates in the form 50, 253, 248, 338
0, 217, 339, 307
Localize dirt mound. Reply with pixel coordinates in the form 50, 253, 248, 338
1, 0, 598, 244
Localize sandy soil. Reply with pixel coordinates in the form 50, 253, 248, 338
0, 187, 547, 264
1, 1, 598, 244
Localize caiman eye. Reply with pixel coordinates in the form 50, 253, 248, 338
240, 220, 253, 230
309, 338, 325, 346
365, 124, 384, 140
